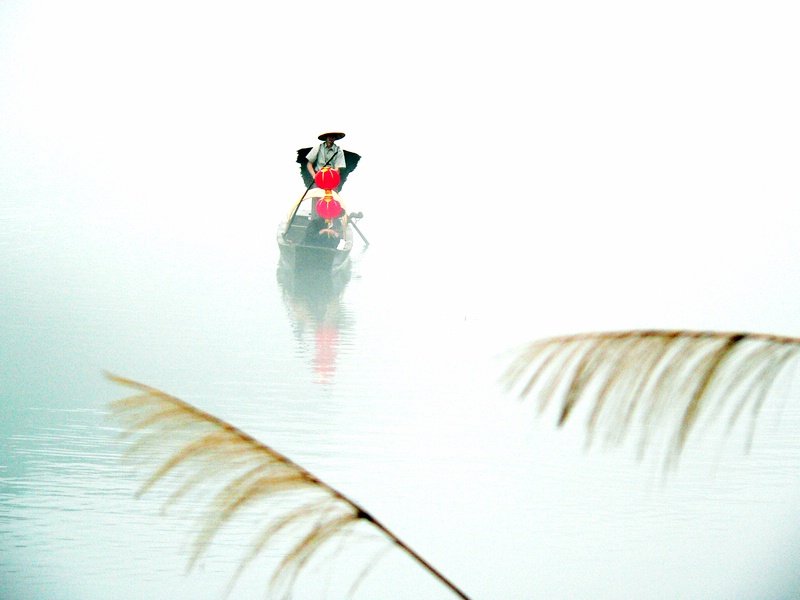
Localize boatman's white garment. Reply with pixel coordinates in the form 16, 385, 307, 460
307, 143, 346, 171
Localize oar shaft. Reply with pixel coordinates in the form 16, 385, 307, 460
351, 220, 369, 246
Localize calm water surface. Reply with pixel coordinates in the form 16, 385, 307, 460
2, 199, 800, 600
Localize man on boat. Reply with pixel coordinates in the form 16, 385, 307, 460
295, 132, 360, 219
306, 132, 347, 181
296, 132, 360, 192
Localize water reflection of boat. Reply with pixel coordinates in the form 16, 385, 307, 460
277, 189, 360, 273
277, 265, 352, 384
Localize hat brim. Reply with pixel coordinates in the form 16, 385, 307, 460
318, 132, 345, 141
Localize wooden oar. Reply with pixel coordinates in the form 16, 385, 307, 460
283, 183, 315, 238
347, 211, 369, 246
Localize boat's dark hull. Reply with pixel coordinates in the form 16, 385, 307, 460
277, 219, 353, 273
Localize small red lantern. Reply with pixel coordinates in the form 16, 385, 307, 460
314, 167, 341, 191
316, 194, 343, 219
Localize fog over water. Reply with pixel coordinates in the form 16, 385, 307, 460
2, 2, 800, 599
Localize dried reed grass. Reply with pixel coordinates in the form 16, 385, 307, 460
106, 373, 471, 600
502, 330, 800, 468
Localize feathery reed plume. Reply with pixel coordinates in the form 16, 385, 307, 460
105, 373, 471, 600
502, 330, 800, 468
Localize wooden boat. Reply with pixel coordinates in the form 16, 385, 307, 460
277, 188, 357, 273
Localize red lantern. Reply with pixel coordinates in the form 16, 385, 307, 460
316, 194, 343, 219
314, 167, 341, 190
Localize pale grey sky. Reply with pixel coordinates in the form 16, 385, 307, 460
2, 0, 799, 340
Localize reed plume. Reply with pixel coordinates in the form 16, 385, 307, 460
106, 373, 471, 600
502, 330, 800, 468
106, 330, 800, 596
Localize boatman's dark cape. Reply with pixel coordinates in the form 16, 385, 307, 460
296, 147, 361, 191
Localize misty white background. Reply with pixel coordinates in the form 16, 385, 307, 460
3, 0, 798, 339
2, 1, 800, 599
